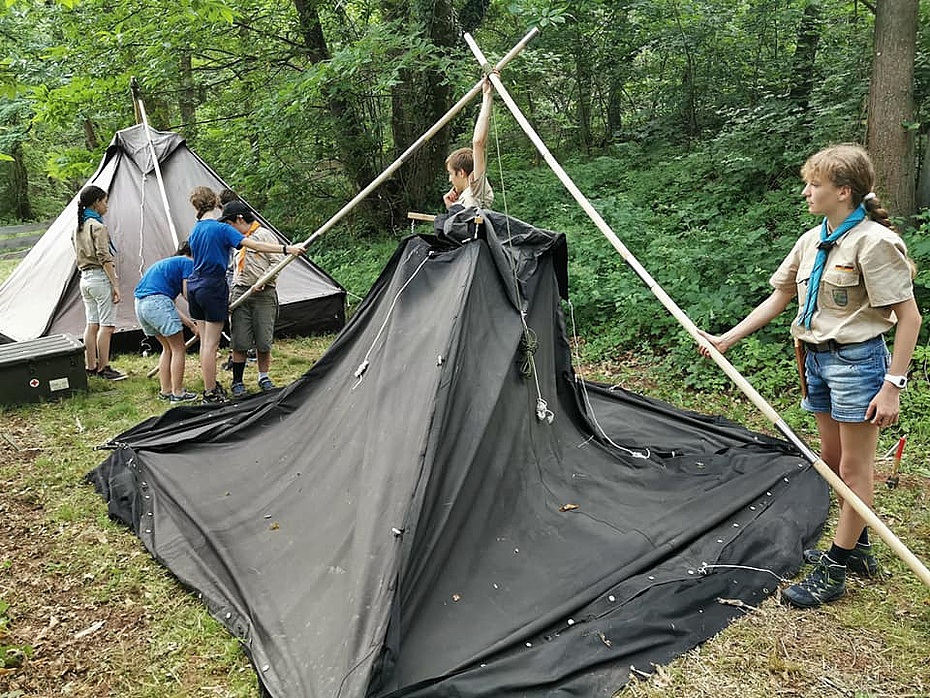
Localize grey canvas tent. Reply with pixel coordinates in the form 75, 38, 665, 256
88, 210, 829, 697
0, 124, 345, 346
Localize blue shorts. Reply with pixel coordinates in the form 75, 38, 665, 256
187, 274, 229, 323
802, 336, 889, 422
79, 268, 117, 326
135, 295, 182, 338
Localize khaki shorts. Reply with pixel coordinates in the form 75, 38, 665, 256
229, 285, 278, 352
79, 268, 117, 326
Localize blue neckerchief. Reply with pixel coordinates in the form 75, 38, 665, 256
798, 203, 866, 328
80, 208, 117, 255
81, 208, 103, 224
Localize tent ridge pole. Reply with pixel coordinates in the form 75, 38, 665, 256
130, 77, 181, 249
229, 28, 540, 312
461, 34, 930, 589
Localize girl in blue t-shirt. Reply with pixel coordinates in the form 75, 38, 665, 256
185, 187, 303, 403
134, 240, 198, 402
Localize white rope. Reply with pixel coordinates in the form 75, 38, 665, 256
489, 101, 552, 424
137, 173, 147, 278
352, 253, 431, 389
566, 298, 650, 459
698, 562, 788, 583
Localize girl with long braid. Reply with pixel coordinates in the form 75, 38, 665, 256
699, 143, 922, 607
72, 185, 126, 380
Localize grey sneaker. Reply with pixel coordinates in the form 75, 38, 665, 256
230, 381, 248, 399
258, 376, 276, 391
803, 544, 878, 578
202, 385, 228, 404
168, 391, 198, 403
783, 556, 846, 608
97, 365, 127, 381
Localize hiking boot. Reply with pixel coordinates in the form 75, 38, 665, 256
168, 391, 198, 403
258, 376, 276, 392
783, 556, 846, 608
230, 381, 248, 399
803, 544, 878, 578
202, 385, 228, 404
97, 365, 127, 381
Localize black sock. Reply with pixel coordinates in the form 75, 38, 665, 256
857, 528, 870, 548
232, 361, 246, 383
827, 544, 853, 566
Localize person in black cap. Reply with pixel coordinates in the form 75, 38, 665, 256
186, 189, 304, 404
224, 205, 287, 396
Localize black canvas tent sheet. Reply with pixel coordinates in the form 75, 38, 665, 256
0, 124, 345, 345
88, 210, 829, 697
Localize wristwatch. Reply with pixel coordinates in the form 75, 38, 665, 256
884, 374, 908, 389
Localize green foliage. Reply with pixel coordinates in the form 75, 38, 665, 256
310, 230, 400, 310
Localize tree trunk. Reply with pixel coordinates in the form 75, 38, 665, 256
866, 0, 917, 222
10, 141, 33, 221
917, 130, 930, 210
573, 37, 593, 153
292, 0, 382, 224
788, 2, 822, 108
381, 0, 466, 221
178, 51, 198, 139
82, 119, 98, 151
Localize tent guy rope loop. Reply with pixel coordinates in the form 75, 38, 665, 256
352, 254, 430, 390
137, 173, 148, 277
489, 91, 553, 422
462, 32, 930, 590
566, 299, 651, 459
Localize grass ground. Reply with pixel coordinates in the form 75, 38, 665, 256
0, 337, 928, 698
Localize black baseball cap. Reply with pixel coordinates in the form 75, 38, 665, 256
218, 200, 251, 222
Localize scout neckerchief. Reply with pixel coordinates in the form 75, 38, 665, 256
81, 207, 118, 255
236, 221, 262, 274
798, 203, 866, 329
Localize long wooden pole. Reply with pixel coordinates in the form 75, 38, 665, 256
130, 77, 180, 249
463, 33, 930, 589
227, 27, 540, 312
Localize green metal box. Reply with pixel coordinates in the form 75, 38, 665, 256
0, 334, 87, 406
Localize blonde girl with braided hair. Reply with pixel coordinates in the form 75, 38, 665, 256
699, 143, 922, 608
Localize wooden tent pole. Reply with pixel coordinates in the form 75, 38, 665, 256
228, 27, 540, 313
462, 33, 930, 589
130, 77, 181, 249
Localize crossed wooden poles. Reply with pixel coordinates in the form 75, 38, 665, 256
154, 29, 930, 589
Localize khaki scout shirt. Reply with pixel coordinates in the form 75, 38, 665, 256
73, 219, 114, 271
769, 219, 914, 345
232, 227, 284, 288
458, 172, 494, 209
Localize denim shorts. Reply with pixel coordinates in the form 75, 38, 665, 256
802, 336, 889, 422
135, 294, 182, 338
187, 274, 229, 323
79, 268, 117, 326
